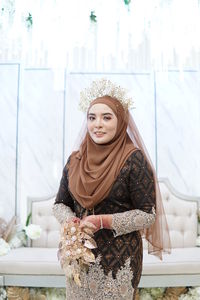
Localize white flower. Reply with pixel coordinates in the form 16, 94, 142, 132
66, 250, 71, 256
70, 226, 76, 234
179, 294, 189, 300
0, 238, 10, 256
179, 287, 200, 299
76, 249, 82, 254
188, 287, 200, 297
71, 235, 77, 242
24, 224, 42, 240
0, 287, 7, 299
196, 236, 200, 247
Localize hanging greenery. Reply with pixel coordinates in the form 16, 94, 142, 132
124, 0, 131, 5
26, 13, 33, 28
90, 11, 97, 23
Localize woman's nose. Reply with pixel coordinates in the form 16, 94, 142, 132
95, 118, 102, 128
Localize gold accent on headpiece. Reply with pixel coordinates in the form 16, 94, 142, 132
79, 78, 134, 112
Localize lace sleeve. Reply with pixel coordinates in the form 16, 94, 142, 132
111, 208, 156, 237
52, 203, 75, 224
53, 157, 75, 223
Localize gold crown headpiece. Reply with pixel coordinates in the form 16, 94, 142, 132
79, 78, 134, 112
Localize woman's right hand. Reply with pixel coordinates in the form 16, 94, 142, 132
79, 215, 100, 232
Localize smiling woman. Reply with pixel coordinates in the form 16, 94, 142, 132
53, 78, 171, 300
87, 101, 118, 145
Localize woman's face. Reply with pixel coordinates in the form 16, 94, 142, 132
87, 103, 118, 144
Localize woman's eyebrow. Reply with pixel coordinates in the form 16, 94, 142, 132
88, 112, 113, 116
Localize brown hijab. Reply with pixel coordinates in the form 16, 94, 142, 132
68, 96, 137, 209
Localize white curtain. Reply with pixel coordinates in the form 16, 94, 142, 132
0, 0, 200, 71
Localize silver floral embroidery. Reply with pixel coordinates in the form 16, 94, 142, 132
65, 256, 134, 300
111, 208, 156, 237
52, 203, 75, 224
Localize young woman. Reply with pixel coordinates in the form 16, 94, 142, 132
53, 79, 171, 300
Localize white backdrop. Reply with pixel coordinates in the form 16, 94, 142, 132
0, 0, 200, 71
0, 65, 199, 223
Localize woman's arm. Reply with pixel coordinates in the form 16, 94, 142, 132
52, 158, 79, 224
111, 208, 156, 236
52, 203, 76, 224
111, 149, 156, 236
80, 209, 155, 235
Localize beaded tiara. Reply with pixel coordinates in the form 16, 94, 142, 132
79, 78, 134, 112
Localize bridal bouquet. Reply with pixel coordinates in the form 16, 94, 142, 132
58, 220, 97, 287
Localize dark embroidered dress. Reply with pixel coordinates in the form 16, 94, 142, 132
53, 150, 156, 300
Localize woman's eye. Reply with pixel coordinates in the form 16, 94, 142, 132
104, 116, 111, 121
88, 116, 95, 121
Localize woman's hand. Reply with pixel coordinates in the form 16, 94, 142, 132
79, 215, 100, 233
69, 216, 80, 224
79, 214, 112, 233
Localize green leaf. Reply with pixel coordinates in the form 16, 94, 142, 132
26, 13, 33, 28
26, 212, 32, 226
90, 11, 97, 23
124, 0, 131, 5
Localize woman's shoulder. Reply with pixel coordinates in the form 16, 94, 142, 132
126, 148, 153, 178
120, 149, 144, 175
127, 148, 144, 163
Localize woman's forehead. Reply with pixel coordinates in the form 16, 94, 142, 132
88, 103, 115, 114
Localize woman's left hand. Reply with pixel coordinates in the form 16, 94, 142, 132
79, 215, 101, 233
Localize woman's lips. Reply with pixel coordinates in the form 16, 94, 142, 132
94, 132, 105, 137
